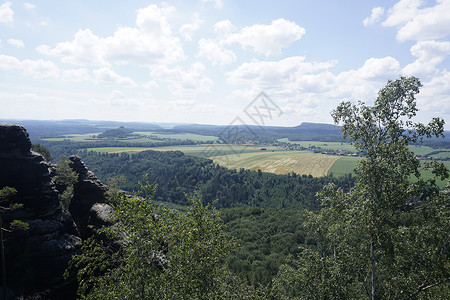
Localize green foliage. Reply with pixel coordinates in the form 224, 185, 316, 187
9, 220, 29, 231
77, 150, 355, 209
97, 126, 133, 139
31, 143, 53, 161
222, 207, 306, 287
0, 186, 17, 200
274, 76, 450, 299
68, 188, 258, 299
54, 155, 78, 210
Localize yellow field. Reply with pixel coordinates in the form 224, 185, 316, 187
210, 151, 340, 177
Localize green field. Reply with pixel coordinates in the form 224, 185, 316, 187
41, 131, 217, 143
41, 133, 102, 142
328, 156, 361, 177
134, 131, 219, 142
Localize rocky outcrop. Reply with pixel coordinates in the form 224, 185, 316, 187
68, 155, 110, 239
0, 124, 81, 299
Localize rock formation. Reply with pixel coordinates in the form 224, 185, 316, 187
68, 155, 110, 239
0, 124, 81, 299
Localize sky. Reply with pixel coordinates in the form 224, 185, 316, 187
1, 0, 450, 128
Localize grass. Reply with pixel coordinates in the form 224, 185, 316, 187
41, 132, 102, 142
328, 156, 361, 177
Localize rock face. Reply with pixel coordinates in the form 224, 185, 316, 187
0, 124, 81, 299
68, 155, 110, 239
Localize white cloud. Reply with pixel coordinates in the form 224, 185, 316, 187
402, 40, 450, 77
227, 56, 403, 119
0, 1, 13, 25
225, 19, 305, 56
214, 20, 236, 35
0, 54, 21, 70
62, 68, 91, 82
0, 54, 60, 79
21, 59, 60, 79
226, 56, 337, 88
363, 7, 385, 26
37, 4, 184, 66
24, 3, 36, 10
150, 63, 213, 96
198, 38, 236, 65
202, 0, 223, 9
419, 70, 450, 114
93, 68, 137, 86
335, 57, 400, 100
7, 38, 24, 48
143, 80, 158, 90
357, 57, 400, 80
180, 12, 203, 41
383, 0, 450, 41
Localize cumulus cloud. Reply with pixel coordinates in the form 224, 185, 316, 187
226, 56, 337, 88
335, 57, 400, 100
150, 63, 213, 96
198, 38, 236, 65
93, 68, 137, 86
419, 70, 450, 114
0, 1, 13, 25
0, 54, 60, 79
0, 54, 21, 70
227, 55, 404, 119
402, 40, 450, 77
180, 12, 203, 41
363, 7, 385, 26
24, 3, 36, 10
7, 38, 24, 48
37, 4, 184, 66
62, 68, 91, 82
225, 19, 305, 56
214, 20, 236, 35
383, 0, 450, 41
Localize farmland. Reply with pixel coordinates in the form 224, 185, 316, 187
88, 144, 343, 177
210, 151, 340, 177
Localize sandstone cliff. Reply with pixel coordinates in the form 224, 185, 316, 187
0, 124, 111, 299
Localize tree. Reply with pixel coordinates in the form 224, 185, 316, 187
273, 76, 449, 299
31, 144, 53, 161
67, 182, 257, 299
54, 155, 78, 210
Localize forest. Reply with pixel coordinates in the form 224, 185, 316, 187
13, 77, 450, 299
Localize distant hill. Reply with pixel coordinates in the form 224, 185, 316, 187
1, 119, 449, 147
97, 126, 133, 138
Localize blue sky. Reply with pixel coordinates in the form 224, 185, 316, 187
1, 0, 450, 128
